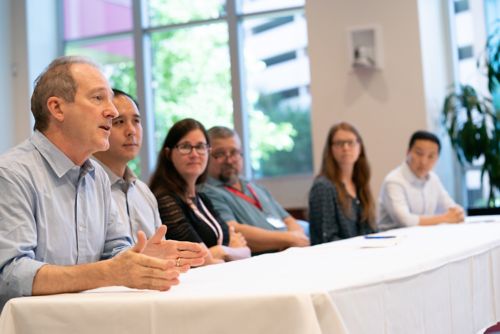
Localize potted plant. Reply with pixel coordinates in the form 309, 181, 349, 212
442, 23, 500, 207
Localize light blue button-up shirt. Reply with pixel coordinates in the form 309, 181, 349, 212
0, 131, 131, 309
94, 160, 161, 241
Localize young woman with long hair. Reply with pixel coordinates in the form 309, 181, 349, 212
308, 122, 376, 244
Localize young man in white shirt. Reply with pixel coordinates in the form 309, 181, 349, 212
378, 130, 464, 231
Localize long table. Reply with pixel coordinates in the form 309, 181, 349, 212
1, 221, 500, 333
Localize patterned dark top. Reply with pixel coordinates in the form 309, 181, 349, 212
156, 192, 229, 247
308, 176, 375, 245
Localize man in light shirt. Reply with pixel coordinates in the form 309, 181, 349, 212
378, 130, 464, 231
93, 89, 161, 241
0, 56, 205, 311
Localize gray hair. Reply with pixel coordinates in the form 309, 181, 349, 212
207, 126, 239, 141
31, 55, 101, 132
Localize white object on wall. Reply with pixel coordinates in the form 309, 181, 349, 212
348, 25, 383, 70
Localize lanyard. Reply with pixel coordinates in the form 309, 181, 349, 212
225, 183, 263, 211
189, 196, 223, 245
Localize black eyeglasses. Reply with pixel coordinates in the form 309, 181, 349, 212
211, 149, 243, 161
175, 143, 210, 155
331, 140, 359, 149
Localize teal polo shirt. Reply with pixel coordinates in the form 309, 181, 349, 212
198, 177, 290, 231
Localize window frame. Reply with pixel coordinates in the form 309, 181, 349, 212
60, 0, 310, 182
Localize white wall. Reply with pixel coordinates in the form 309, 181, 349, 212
305, 0, 460, 207
417, 0, 464, 203
0, 0, 34, 153
26, 0, 59, 99
0, 1, 14, 153
0, 0, 58, 155
10, 0, 33, 147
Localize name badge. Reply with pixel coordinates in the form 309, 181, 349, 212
266, 217, 286, 229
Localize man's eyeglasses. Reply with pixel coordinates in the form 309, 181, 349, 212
211, 149, 243, 161
175, 143, 210, 155
331, 140, 359, 149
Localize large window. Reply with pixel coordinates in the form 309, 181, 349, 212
62, 0, 312, 180
449, 0, 500, 207
242, 13, 312, 177
150, 23, 232, 150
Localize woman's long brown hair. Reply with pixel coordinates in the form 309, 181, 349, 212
319, 122, 375, 228
149, 118, 210, 200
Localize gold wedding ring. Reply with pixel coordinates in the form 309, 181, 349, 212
176, 257, 182, 267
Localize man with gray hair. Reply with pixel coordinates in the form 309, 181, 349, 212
0, 56, 205, 310
199, 126, 309, 254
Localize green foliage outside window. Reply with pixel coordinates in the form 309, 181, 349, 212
150, 25, 233, 150
251, 94, 312, 177
65, 1, 313, 179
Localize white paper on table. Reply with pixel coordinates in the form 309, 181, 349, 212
464, 215, 500, 224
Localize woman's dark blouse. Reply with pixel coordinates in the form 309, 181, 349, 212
156, 192, 229, 247
308, 175, 375, 245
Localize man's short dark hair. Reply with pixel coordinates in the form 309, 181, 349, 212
112, 88, 139, 109
408, 130, 441, 153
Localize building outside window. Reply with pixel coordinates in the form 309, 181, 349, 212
62, 0, 313, 180
449, 0, 500, 207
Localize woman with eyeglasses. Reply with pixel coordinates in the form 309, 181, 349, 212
149, 118, 250, 265
308, 122, 377, 245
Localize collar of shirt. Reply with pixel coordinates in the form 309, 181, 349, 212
93, 159, 137, 193
401, 161, 429, 187
207, 176, 250, 191
206, 176, 226, 187
31, 130, 95, 180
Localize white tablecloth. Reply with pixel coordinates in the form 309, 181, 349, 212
1, 222, 500, 333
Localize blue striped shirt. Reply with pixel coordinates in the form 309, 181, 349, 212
94, 160, 161, 241
0, 131, 131, 309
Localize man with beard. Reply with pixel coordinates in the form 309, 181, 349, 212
199, 126, 309, 254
